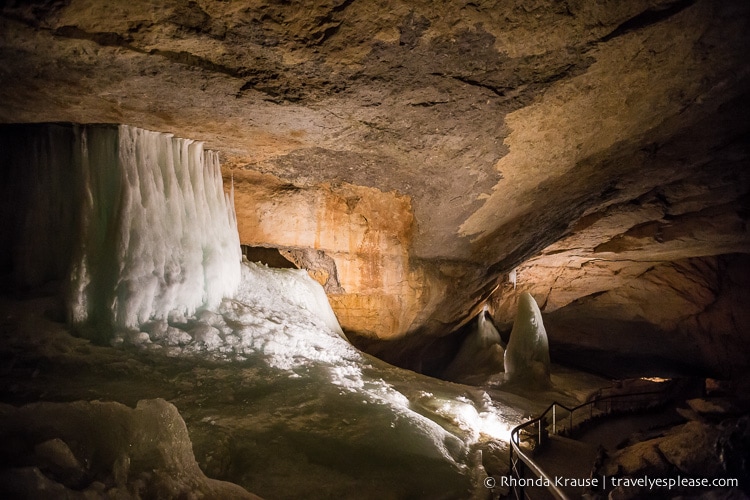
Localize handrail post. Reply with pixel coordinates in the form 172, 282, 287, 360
552, 405, 556, 435
507, 388, 668, 500
538, 419, 542, 446
569, 411, 573, 432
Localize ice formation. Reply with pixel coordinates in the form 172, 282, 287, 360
0, 124, 241, 333
0, 123, 530, 498
0, 398, 259, 499
508, 267, 517, 289
442, 306, 505, 384
111, 257, 520, 498
128, 259, 516, 440
504, 292, 552, 387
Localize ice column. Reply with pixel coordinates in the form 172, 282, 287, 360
68, 125, 242, 331
504, 292, 551, 387
0, 123, 241, 335
442, 306, 505, 384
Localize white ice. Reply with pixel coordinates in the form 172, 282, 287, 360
68, 125, 241, 330
504, 292, 552, 387
508, 267, 517, 289
122, 259, 519, 474
3, 123, 540, 498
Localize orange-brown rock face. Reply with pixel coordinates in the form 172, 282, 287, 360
228, 168, 426, 340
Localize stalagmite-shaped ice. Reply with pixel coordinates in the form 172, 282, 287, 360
504, 292, 551, 387
442, 306, 505, 384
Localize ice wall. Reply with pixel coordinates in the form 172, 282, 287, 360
0, 124, 241, 334
504, 292, 551, 387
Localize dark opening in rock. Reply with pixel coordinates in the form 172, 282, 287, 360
241, 246, 297, 269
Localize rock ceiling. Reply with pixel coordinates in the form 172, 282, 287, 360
1, 0, 749, 375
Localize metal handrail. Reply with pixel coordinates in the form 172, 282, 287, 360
508, 388, 669, 500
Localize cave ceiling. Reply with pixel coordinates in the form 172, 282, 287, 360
1, 0, 749, 360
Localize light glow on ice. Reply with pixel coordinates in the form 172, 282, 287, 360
415, 392, 513, 443
1, 123, 535, 498
68, 125, 241, 329
120, 259, 522, 479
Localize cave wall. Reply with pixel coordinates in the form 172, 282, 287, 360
490, 255, 750, 378
228, 168, 431, 339
543, 255, 750, 378
1, 0, 749, 371
488, 155, 750, 377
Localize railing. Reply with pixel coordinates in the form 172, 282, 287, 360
508, 387, 670, 500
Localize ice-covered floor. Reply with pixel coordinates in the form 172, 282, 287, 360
0, 124, 611, 498
0, 262, 610, 499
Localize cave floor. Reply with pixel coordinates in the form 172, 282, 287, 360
0, 293, 618, 499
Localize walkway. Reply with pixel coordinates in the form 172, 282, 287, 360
527, 405, 685, 498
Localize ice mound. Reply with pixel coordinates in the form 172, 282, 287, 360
443, 307, 505, 384
114, 259, 519, 487
504, 292, 552, 387
119, 261, 351, 366
0, 398, 259, 499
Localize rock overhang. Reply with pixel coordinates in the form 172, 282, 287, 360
1, 0, 749, 371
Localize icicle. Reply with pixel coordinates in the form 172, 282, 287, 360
508, 268, 517, 289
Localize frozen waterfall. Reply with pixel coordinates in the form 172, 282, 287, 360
0, 124, 241, 334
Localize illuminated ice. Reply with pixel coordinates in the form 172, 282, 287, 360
504, 292, 552, 387
2, 124, 241, 332
68, 125, 241, 330
130, 258, 524, 494
1, 123, 540, 498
